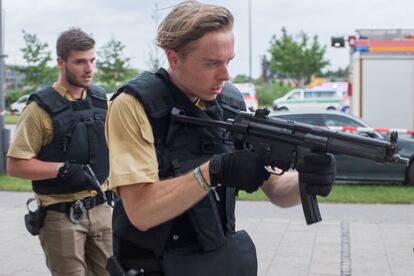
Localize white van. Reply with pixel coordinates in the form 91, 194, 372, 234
272, 88, 344, 112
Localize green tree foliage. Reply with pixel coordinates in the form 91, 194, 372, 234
232, 74, 250, 83
5, 88, 27, 109
17, 30, 56, 91
269, 27, 329, 87
95, 39, 136, 92
255, 81, 291, 107
320, 66, 349, 79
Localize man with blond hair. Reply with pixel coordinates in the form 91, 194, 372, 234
106, 1, 335, 275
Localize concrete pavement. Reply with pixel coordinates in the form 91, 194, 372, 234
0, 191, 413, 276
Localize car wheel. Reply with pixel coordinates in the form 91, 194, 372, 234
11, 109, 18, 115
278, 107, 288, 111
326, 106, 336, 111
406, 161, 414, 185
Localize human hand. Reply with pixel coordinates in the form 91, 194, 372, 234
209, 150, 270, 193
296, 153, 336, 197
57, 162, 94, 191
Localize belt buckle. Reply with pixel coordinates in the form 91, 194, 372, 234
69, 200, 86, 224
83, 197, 93, 209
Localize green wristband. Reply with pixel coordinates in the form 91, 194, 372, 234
193, 166, 211, 191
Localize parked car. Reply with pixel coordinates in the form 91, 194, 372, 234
106, 93, 114, 100
233, 82, 258, 111
270, 110, 414, 185
10, 94, 30, 115
272, 87, 344, 112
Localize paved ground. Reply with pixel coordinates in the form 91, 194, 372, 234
0, 191, 413, 276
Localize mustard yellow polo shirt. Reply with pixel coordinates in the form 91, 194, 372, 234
105, 93, 159, 189
106, 92, 208, 190
7, 83, 108, 206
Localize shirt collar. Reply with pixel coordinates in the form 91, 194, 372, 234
52, 82, 87, 100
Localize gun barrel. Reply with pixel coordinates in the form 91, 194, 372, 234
241, 112, 408, 165
172, 108, 408, 165
84, 164, 107, 201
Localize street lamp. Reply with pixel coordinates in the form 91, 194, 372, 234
0, 0, 10, 175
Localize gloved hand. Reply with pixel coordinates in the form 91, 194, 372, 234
56, 161, 94, 191
296, 153, 336, 197
209, 150, 270, 193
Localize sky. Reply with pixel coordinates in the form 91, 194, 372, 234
2, 0, 414, 79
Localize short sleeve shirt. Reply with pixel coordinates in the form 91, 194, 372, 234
105, 93, 159, 190
105, 92, 209, 191
7, 83, 106, 206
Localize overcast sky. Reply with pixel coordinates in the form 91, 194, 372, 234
2, 0, 414, 79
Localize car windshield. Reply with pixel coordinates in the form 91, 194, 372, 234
324, 114, 365, 127
273, 113, 384, 140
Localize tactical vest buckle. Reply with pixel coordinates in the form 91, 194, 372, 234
83, 117, 93, 124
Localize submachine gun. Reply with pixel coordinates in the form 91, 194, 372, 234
171, 107, 409, 225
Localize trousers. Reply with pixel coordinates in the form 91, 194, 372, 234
39, 202, 112, 276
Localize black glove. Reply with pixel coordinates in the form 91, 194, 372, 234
56, 161, 94, 191
209, 150, 270, 193
296, 153, 336, 197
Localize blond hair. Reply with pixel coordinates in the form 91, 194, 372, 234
157, 0, 233, 55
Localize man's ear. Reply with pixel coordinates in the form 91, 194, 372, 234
166, 49, 179, 70
57, 57, 65, 70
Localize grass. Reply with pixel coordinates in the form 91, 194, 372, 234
5, 114, 21, 124
1, 175, 414, 204
0, 175, 31, 192
238, 183, 414, 204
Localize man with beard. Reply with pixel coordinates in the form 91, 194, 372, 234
7, 28, 112, 276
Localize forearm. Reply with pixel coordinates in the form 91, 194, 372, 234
119, 162, 211, 231
7, 157, 63, 180
261, 171, 300, 207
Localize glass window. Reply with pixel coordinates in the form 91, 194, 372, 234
287, 92, 301, 100
313, 91, 336, 98
323, 114, 365, 127
304, 92, 314, 99
275, 114, 324, 126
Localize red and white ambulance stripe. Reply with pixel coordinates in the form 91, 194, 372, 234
326, 126, 414, 134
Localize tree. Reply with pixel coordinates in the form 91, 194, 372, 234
232, 74, 250, 83
268, 27, 329, 87
95, 38, 136, 92
17, 30, 55, 91
320, 66, 349, 80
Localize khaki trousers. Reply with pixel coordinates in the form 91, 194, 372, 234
39, 203, 112, 276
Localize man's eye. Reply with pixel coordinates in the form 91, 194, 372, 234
207, 62, 218, 67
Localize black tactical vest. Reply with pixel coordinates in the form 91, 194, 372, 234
112, 69, 246, 259
30, 85, 109, 195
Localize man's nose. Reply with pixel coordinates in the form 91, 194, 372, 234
217, 63, 230, 81
85, 61, 95, 73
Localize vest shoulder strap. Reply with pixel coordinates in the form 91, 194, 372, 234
88, 85, 108, 110
29, 86, 70, 115
217, 82, 247, 112
117, 71, 173, 118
